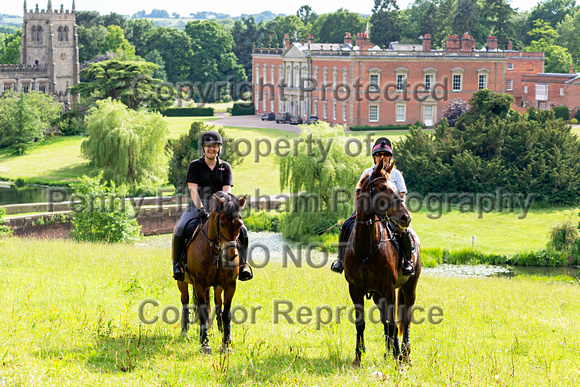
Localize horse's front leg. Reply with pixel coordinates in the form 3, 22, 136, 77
194, 282, 211, 354
399, 280, 418, 365
220, 282, 236, 353
214, 286, 223, 333
381, 288, 401, 361
349, 284, 365, 366
177, 281, 190, 336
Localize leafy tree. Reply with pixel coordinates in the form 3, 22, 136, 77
232, 17, 261, 82
149, 9, 171, 18
452, 0, 479, 37
0, 91, 61, 154
0, 29, 21, 64
76, 11, 102, 28
69, 173, 141, 243
167, 121, 242, 191
184, 20, 246, 87
82, 99, 169, 187
478, 0, 516, 48
455, 89, 514, 129
399, 0, 455, 48
144, 49, 167, 81
77, 25, 108, 63
525, 0, 579, 44
279, 122, 367, 241
526, 20, 573, 73
557, 10, 580, 69
370, 0, 400, 47
0, 207, 13, 237
441, 99, 471, 127
146, 27, 192, 83
103, 25, 136, 59
126, 18, 156, 58
312, 9, 367, 43
297, 5, 318, 25
70, 60, 169, 110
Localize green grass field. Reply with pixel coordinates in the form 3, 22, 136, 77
0, 237, 578, 385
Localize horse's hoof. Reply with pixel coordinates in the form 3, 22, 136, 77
200, 345, 212, 355
180, 331, 189, 339
352, 357, 361, 367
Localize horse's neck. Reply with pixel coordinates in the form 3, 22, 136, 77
353, 195, 379, 253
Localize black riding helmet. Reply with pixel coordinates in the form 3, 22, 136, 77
372, 137, 393, 157
201, 130, 223, 146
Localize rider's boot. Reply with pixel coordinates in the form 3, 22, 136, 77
238, 227, 253, 281
331, 243, 345, 273
172, 233, 185, 281
399, 231, 415, 276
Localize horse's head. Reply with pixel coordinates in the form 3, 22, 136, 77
367, 158, 412, 229
210, 192, 247, 260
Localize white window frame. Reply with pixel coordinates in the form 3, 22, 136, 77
507, 79, 513, 91
478, 74, 488, 90
524, 85, 528, 94
256, 66, 260, 84
560, 87, 564, 96
263, 94, 267, 111
332, 68, 338, 88
255, 93, 259, 110
536, 84, 548, 101
323, 68, 328, 86
451, 68, 464, 92
263, 65, 267, 83
342, 69, 348, 85
343, 103, 347, 122
271, 100, 274, 112
314, 100, 318, 116
369, 105, 379, 122
507, 63, 514, 70
333, 102, 337, 120
396, 104, 406, 122
396, 74, 406, 91
323, 102, 328, 119
425, 74, 433, 91
313, 67, 319, 89
271, 66, 275, 85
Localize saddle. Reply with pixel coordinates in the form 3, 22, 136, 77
179, 217, 204, 282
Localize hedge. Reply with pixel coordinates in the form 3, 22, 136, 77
162, 107, 214, 117
231, 102, 255, 116
553, 105, 570, 121
349, 123, 422, 131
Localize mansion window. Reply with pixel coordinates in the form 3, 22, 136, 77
396, 104, 406, 122
333, 102, 337, 120
370, 74, 379, 92
478, 74, 488, 90
452, 74, 462, 91
343, 103, 347, 122
396, 74, 406, 91
425, 74, 433, 91
506, 79, 513, 91
507, 63, 513, 70
323, 103, 328, 119
369, 105, 378, 122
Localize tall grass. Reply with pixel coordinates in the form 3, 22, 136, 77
0, 237, 578, 385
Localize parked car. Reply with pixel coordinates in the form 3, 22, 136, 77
306, 115, 318, 125
275, 112, 291, 123
290, 115, 303, 125
261, 112, 275, 121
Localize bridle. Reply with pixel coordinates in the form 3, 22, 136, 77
200, 211, 238, 262
355, 174, 405, 227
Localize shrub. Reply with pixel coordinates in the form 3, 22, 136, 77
14, 177, 27, 188
162, 107, 214, 117
575, 109, 580, 120
349, 124, 417, 131
548, 219, 578, 251
231, 102, 254, 116
553, 105, 570, 121
571, 118, 578, 124
56, 109, 87, 136
0, 207, 13, 237
243, 210, 282, 232
441, 98, 470, 127
69, 173, 141, 243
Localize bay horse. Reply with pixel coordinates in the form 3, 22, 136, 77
344, 158, 421, 366
175, 191, 246, 354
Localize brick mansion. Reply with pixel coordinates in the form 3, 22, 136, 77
252, 32, 580, 126
0, 1, 79, 108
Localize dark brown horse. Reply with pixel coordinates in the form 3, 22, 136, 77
344, 158, 421, 366
175, 191, 246, 354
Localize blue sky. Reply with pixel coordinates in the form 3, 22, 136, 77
6, 0, 536, 18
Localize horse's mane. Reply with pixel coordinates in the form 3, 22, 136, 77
354, 167, 389, 205
209, 191, 242, 216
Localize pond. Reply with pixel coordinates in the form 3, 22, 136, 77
0, 185, 72, 206
138, 231, 580, 280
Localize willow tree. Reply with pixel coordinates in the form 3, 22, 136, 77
278, 122, 367, 241
82, 98, 168, 187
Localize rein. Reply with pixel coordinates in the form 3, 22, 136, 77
200, 211, 238, 262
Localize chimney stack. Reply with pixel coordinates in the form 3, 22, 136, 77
344, 32, 352, 45
421, 34, 431, 52
446, 35, 460, 51
570, 64, 575, 74
507, 41, 513, 50
461, 32, 475, 52
486, 36, 498, 50
307, 34, 314, 44
283, 33, 290, 49
300, 38, 305, 46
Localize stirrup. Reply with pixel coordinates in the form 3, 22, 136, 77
331, 259, 344, 274
173, 264, 185, 281
239, 264, 253, 281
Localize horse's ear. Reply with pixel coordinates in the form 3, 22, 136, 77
239, 194, 247, 208
214, 193, 225, 208
371, 158, 384, 179
385, 159, 395, 175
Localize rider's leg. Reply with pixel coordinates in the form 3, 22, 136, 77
397, 229, 415, 276
237, 225, 253, 281
172, 205, 199, 281
331, 213, 356, 273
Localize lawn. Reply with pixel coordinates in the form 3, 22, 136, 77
0, 236, 578, 385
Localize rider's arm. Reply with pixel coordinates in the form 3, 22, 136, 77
222, 185, 232, 193
187, 182, 204, 209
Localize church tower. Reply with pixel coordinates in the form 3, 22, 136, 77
21, 1, 79, 94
